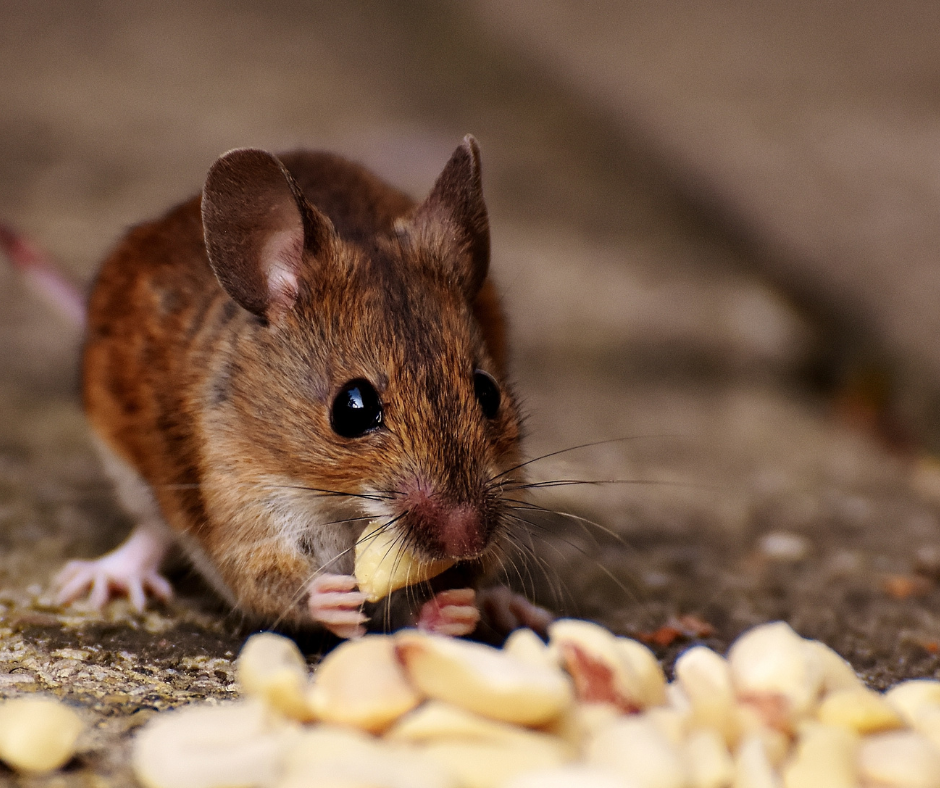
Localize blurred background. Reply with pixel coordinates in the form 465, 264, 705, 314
4, 0, 940, 680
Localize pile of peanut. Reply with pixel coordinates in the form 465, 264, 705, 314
128, 620, 940, 788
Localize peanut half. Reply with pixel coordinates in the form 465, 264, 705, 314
0, 696, 84, 775
132, 700, 297, 788
307, 635, 422, 733
548, 618, 665, 712
237, 632, 313, 721
355, 524, 454, 602
396, 631, 573, 726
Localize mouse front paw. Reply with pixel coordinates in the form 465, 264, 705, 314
54, 525, 173, 612
417, 588, 481, 637
308, 573, 368, 639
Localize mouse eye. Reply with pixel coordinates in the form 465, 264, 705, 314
331, 379, 383, 438
474, 370, 501, 419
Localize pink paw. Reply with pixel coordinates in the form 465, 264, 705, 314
308, 573, 368, 639
478, 586, 554, 636
417, 588, 481, 637
55, 557, 173, 613
54, 527, 173, 612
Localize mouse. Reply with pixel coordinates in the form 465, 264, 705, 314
48, 135, 552, 639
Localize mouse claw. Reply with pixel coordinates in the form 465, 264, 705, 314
308, 573, 369, 639
417, 588, 481, 637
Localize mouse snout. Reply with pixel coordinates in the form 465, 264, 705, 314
437, 503, 483, 558
403, 489, 485, 559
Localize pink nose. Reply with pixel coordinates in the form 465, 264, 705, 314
439, 504, 483, 558
404, 487, 484, 559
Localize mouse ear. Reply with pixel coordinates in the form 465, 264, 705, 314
202, 148, 335, 321
409, 135, 490, 298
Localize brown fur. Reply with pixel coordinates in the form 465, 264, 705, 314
83, 138, 523, 626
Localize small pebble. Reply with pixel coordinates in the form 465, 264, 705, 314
914, 544, 940, 578
757, 531, 810, 562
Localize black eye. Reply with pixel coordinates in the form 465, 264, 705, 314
331, 379, 383, 438
474, 370, 501, 419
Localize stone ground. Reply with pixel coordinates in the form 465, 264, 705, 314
3, 1, 940, 784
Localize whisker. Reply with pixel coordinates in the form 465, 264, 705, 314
498, 518, 580, 613
519, 538, 572, 613
273, 485, 398, 503
506, 513, 642, 605
503, 498, 634, 553
486, 435, 680, 489
496, 531, 544, 609
152, 482, 406, 501
318, 515, 376, 528
382, 527, 415, 633
507, 502, 602, 554
500, 478, 718, 493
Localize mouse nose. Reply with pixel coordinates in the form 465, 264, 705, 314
403, 488, 485, 559
438, 504, 483, 558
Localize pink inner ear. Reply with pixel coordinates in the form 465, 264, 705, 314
261, 228, 302, 312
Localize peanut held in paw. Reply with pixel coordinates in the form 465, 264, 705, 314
355, 525, 454, 603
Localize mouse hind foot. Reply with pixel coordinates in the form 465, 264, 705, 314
477, 585, 554, 637
54, 524, 174, 612
59, 434, 177, 611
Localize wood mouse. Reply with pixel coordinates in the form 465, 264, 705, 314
49, 136, 551, 639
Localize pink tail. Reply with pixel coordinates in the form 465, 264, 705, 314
0, 223, 86, 328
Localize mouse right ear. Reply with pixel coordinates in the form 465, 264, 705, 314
408, 135, 490, 299
202, 148, 335, 323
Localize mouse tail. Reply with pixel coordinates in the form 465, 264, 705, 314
0, 222, 86, 329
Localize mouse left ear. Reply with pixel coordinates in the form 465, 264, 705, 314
202, 148, 335, 323
408, 135, 490, 299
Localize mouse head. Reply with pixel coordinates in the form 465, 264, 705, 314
201, 138, 524, 563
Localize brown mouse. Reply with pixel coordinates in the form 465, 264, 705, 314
53, 136, 551, 639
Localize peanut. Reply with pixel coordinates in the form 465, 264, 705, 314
354, 525, 453, 602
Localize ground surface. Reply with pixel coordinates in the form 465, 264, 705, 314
3, 2, 940, 784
